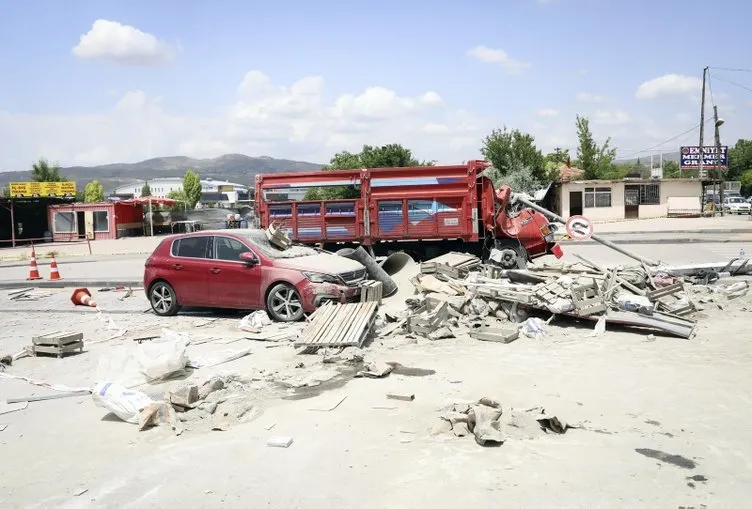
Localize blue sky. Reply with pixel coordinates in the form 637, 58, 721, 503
0, 0, 750, 169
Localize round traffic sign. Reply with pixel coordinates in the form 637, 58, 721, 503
565, 215, 593, 241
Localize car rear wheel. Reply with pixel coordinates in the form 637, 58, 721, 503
150, 281, 180, 316
266, 283, 304, 322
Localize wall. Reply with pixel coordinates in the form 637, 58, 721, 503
560, 182, 626, 222
639, 180, 702, 218
113, 203, 145, 237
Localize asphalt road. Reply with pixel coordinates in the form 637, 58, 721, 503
1, 239, 751, 287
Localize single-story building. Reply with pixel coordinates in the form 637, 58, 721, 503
48, 202, 145, 241
554, 178, 704, 221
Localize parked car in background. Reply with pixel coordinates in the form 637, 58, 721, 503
722, 196, 751, 215
143, 229, 367, 321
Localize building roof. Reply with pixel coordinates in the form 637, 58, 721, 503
557, 162, 585, 182
560, 177, 703, 185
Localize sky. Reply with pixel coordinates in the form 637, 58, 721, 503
0, 0, 751, 170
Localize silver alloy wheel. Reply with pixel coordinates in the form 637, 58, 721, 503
269, 285, 303, 320
151, 284, 174, 315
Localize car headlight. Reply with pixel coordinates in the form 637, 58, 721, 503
302, 271, 340, 284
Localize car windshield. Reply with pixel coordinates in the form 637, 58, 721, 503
729, 198, 745, 203
239, 229, 318, 259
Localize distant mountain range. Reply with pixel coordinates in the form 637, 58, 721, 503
619, 151, 681, 166
0, 154, 324, 191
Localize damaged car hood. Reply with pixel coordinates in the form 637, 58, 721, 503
274, 254, 365, 275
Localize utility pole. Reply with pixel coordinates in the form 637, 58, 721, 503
698, 67, 711, 212
714, 105, 724, 216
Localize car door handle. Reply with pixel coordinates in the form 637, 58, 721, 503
210, 268, 221, 274
172, 263, 183, 270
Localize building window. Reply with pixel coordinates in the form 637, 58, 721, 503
54, 211, 75, 233
584, 187, 612, 208
93, 210, 109, 232
639, 184, 660, 205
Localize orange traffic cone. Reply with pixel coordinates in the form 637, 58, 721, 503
26, 247, 43, 280
71, 288, 96, 308
48, 254, 63, 280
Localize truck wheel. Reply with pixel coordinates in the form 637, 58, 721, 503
489, 240, 528, 269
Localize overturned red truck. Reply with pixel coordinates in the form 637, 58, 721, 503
254, 160, 562, 269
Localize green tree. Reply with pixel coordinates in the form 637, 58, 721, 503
728, 139, 752, 181
182, 170, 202, 208
304, 144, 431, 200
1, 187, 9, 198
662, 160, 681, 179
83, 180, 105, 202
141, 182, 152, 197
545, 147, 570, 165
481, 127, 546, 182
575, 115, 617, 179
486, 161, 542, 195
31, 158, 65, 182
740, 170, 752, 196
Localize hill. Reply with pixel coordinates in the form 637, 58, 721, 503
0, 154, 324, 191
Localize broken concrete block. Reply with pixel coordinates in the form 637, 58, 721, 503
467, 405, 504, 446
198, 377, 225, 400
428, 326, 455, 340
169, 385, 199, 409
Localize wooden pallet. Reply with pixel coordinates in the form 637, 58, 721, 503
31, 331, 84, 358
295, 301, 378, 350
360, 280, 383, 305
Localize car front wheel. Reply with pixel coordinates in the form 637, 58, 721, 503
150, 281, 180, 316
266, 283, 304, 322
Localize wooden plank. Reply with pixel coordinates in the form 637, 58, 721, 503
347, 302, 376, 347
297, 302, 336, 344
324, 303, 361, 346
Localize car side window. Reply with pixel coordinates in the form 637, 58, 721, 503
214, 236, 252, 261
173, 236, 211, 258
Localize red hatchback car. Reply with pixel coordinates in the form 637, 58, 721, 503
143, 229, 367, 321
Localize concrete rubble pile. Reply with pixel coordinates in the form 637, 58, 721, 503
386, 250, 751, 342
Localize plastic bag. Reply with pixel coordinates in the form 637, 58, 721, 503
520, 317, 546, 341
239, 310, 272, 331
96, 329, 189, 387
91, 382, 154, 424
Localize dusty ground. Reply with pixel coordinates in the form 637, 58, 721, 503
2, 252, 752, 508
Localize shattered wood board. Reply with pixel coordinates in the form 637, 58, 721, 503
295, 301, 378, 349
32, 331, 84, 347
407, 302, 449, 336
423, 252, 481, 279
360, 280, 383, 305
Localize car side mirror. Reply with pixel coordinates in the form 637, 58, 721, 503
239, 252, 259, 265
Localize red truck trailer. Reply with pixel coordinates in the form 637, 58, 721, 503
254, 160, 560, 268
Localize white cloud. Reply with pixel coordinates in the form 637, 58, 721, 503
576, 92, 606, 103
466, 46, 529, 74
635, 74, 702, 100
535, 108, 560, 117
593, 109, 631, 126
72, 19, 175, 66
0, 71, 492, 169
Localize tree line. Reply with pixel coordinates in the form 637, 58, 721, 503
5, 115, 752, 200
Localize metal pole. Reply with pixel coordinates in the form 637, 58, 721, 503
10, 200, 15, 248
150, 199, 154, 237
511, 193, 659, 266
714, 105, 724, 217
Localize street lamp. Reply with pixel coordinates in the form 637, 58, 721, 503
714, 106, 725, 216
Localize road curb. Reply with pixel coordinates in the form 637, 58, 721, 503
559, 238, 752, 246
0, 280, 142, 289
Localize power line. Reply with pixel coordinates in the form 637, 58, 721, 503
711, 74, 752, 94
708, 66, 752, 73
615, 122, 708, 161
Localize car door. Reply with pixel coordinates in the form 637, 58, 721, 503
207, 235, 263, 309
169, 235, 211, 306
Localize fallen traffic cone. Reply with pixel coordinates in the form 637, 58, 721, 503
26, 247, 43, 280
48, 254, 63, 280
71, 288, 96, 308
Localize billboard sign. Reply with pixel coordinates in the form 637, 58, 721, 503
10, 181, 76, 198
680, 145, 728, 170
